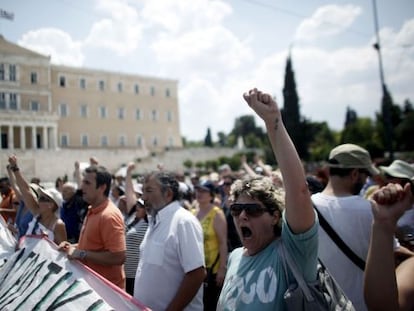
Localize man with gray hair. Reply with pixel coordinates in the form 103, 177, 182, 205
312, 143, 380, 311
134, 171, 205, 311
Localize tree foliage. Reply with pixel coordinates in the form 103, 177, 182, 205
204, 127, 213, 147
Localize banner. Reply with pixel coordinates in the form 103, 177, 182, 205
0, 216, 16, 268
0, 235, 150, 310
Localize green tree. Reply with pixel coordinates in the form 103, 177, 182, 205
281, 52, 308, 159
217, 131, 227, 147
183, 159, 193, 170
204, 127, 213, 147
307, 121, 337, 161
395, 99, 414, 151
230, 115, 266, 148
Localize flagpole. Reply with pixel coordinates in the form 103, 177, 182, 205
372, 0, 394, 160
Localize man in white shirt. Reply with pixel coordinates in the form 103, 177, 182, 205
134, 171, 205, 311
312, 143, 379, 311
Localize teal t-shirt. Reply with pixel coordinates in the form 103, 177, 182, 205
217, 212, 318, 311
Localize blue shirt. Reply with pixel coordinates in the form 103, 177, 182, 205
217, 212, 318, 311
15, 201, 33, 238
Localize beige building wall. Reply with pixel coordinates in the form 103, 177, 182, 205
0, 35, 182, 153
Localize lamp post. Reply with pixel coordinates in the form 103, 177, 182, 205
372, 0, 394, 161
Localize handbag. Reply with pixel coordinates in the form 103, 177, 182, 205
204, 253, 219, 288
277, 241, 355, 311
314, 205, 365, 270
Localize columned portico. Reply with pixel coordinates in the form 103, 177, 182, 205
0, 122, 58, 150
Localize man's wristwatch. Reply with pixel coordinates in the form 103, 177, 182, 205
79, 250, 87, 260
74, 249, 87, 260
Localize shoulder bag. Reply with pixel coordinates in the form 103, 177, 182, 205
278, 241, 355, 311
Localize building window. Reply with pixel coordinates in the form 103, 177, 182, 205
168, 137, 174, 147
9, 65, 16, 81
80, 78, 86, 89
152, 136, 158, 147
9, 93, 17, 110
118, 107, 125, 120
151, 109, 157, 121
99, 106, 107, 119
0, 93, 5, 109
166, 88, 171, 97
60, 103, 68, 117
150, 86, 155, 96
0, 64, 4, 80
31, 72, 38, 84
31, 101, 39, 111
136, 108, 141, 120
101, 136, 108, 147
81, 134, 88, 147
61, 134, 69, 147
118, 82, 123, 92
137, 136, 142, 147
134, 84, 139, 94
59, 76, 66, 87
119, 135, 126, 147
167, 111, 172, 122
99, 80, 105, 91
80, 104, 88, 118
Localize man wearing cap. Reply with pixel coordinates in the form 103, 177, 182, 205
311, 143, 380, 311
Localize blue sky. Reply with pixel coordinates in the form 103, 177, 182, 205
1, 0, 413, 141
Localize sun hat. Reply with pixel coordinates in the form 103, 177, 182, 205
37, 187, 63, 209
29, 183, 41, 198
327, 143, 379, 176
379, 160, 414, 179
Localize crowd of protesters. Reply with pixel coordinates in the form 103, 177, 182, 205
1, 88, 414, 310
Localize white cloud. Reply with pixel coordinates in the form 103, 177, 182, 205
13, 1, 414, 143
141, 0, 232, 33
83, 0, 143, 55
295, 4, 362, 42
151, 26, 253, 74
18, 29, 84, 66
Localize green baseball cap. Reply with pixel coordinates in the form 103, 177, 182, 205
327, 143, 379, 176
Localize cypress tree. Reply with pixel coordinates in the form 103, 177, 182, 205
281, 51, 308, 159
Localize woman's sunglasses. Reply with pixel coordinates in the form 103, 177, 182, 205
230, 203, 268, 217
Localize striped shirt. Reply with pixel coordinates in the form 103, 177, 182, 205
124, 215, 148, 278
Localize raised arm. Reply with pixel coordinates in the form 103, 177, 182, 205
73, 161, 82, 189
240, 154, 258, 178
125, 162, 138, 214
243, 88, 313, 233
6, 164, 22, 201
8, 155, 39, 215
364, 182, 414, 311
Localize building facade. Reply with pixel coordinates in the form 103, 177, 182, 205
0, 35, 182, 152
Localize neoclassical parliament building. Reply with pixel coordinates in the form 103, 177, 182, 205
0, 35, 182, 153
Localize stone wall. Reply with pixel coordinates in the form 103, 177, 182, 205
0, 147, 241, 182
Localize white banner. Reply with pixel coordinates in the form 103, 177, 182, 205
0, 216, 16, 268
0, 235, 150, 310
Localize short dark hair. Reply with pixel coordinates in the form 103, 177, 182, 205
328, 159, 355, 177
85, 165, 112, 197
145, 171, 180, 201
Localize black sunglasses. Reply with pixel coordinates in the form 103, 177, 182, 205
230, 203, 268, 217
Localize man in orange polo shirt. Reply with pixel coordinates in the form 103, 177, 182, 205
59, 165, 126, 289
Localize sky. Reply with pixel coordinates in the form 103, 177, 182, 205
0, 0, 413, 142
